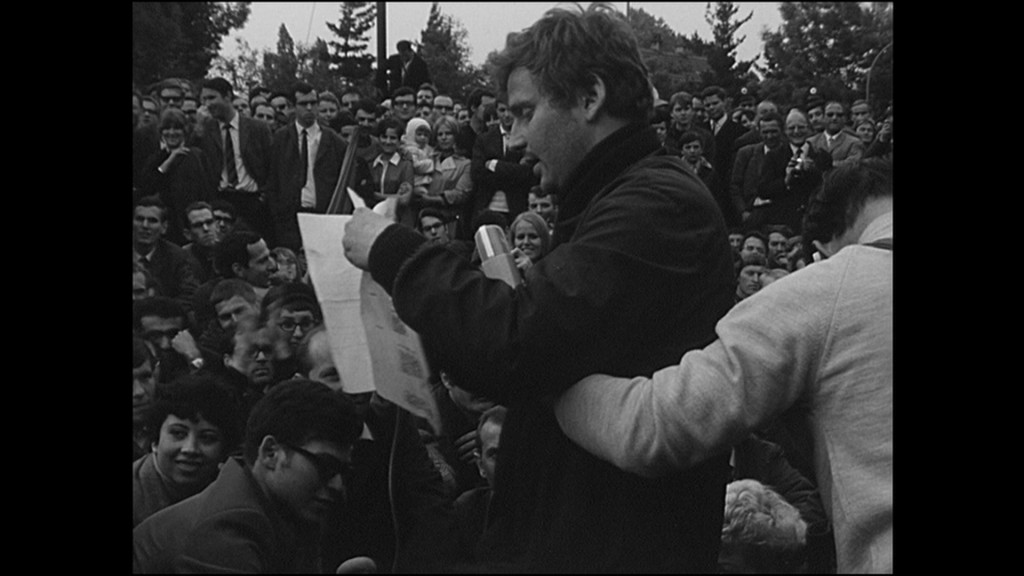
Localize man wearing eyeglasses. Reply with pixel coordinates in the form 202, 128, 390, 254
807, 101, 865, 168
134, 379, 366, 573
390, 86, 417, 129
181, 201, 221, 283
194, 77, 275, 245
266, 82, 350, 251
260, 282, 324, 379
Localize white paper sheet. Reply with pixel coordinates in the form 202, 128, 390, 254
298, 210, 442, 434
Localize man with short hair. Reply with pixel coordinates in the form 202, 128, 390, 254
731, 111, 785, 226
181, 96, 199, 127
735, 251, 766, 302
157, 80, 185, 110
133, 379, 364, 573
220, 319, 280, 400
252, 102, 277, 129
703, 85, 748, 226
416, 83, 437, 108
850, 99, 872, 128
342, 5, 734, 571
265, 82, 349, 249
340, 87, 362, 113
270, 92, 294, 128
469, 94, 538, 233
733, 99, 780, 151
317, 91, 341, 128
352, 99, 383, 163
387, 40, 432, 94
390, 86, 417, 130
555, 158, 894, 574
432, 94, 455, 124
527, 187, 558, 229
417, 208, 451, 245
181, 201, 221, 283
665, 91, 713, 157
134, 296, 207, 383
808, 101, 865, 167
134, 196, 200, 316
194, 77, 274, 244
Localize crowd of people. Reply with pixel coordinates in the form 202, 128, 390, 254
133, 4, 891, 573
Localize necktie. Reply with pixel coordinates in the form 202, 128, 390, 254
502, 131, 509, 156
301, 129, 309, 184
224, 124, 238, 187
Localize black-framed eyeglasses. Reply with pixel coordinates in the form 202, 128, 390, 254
160, 94, 183, 103
286, 444, 350, 483
278, 318, 318, 332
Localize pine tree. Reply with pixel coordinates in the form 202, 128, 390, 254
418, 2, 483, 101
701, 2, 756, 95
262, 24, 300, 93
326, 2, 377, 83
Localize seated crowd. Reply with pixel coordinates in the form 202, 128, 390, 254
133, 69, 891, 573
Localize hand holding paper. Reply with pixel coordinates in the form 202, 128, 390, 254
343, 207, 394, 270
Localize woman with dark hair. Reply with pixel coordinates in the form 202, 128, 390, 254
132, 373, 241, 527
139, 108, 213, 245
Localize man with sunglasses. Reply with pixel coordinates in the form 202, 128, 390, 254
134, 379, 366, 573
807, 101, 865, 168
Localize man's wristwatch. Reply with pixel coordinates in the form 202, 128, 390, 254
189, 357, 205, 370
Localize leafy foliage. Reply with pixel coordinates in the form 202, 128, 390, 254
418, 3, 488, 102
701, 2, 758, 95
133, 2, 251, 87
761, 2, 893, 110
626, 7, 711, 99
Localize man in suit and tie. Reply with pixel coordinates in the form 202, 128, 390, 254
195, 77, 274, 244
731, 111, 785, 226
468, 95, 538, 238
702, 86, 748, 226
266, 82, 349, 250
133, 195, 201, 317
807, 101, 864, 168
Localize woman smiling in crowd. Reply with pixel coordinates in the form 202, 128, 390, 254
132, 374, 241, 527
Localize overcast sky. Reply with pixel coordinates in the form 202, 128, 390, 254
220, 2, 783, 68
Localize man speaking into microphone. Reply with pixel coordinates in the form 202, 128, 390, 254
342, 4, 735, 572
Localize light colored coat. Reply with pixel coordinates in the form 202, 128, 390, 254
556, 212, 893, 573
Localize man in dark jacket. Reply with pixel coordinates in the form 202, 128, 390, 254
133, 380, 364, 573
265, 82, 349, 250
386, 40, 431, 95
342, 5, 734, 572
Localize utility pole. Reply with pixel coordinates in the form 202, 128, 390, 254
376, 2, 388, 99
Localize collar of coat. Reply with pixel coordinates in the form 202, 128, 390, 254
558, 122, 660, 222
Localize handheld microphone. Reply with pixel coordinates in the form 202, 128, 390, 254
475, 225, 523, 288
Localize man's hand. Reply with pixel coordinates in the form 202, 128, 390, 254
171, 330, 201, 363
343, 208, 393, 270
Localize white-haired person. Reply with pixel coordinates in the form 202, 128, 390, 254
719, 479, 808, 574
